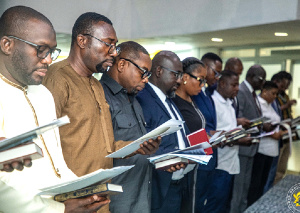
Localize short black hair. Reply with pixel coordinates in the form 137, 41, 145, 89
271, 71, 293, 82
219, 70, 238, 83
262, 81, 278, 91
201, 52, 223, 63
182, 57, 205, 74
117, 41, 149, 61
71, 12, 112, 47
0, 6, 53, 38
246, 64, 265, 79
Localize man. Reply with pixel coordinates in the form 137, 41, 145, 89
271, 71, 296, 185
100, 41, 153, 213
43, 12, 159, 213
137, 51, 194, 213
230, 65, 266, 213
205, 70, 251, 213
225, 57, 244, 77
0, 6, 109, 212
191, 52, 222, 212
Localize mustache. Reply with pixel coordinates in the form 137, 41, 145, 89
95, 59, 115, 73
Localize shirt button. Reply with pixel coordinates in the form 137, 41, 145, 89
129, 123, 132, 126
175, 146, 179, 149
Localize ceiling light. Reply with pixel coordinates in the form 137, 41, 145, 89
211, 38, 223, 42
275, 32, 288, 37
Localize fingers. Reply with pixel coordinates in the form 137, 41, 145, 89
85, 195, 110, 212
23, 159, 32, 168
137, 137, 160, 155
2, 164, 13, 172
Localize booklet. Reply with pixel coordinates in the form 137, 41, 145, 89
38, 165, 134, 197
106, 119, 184, 158
0, 116, 70, 152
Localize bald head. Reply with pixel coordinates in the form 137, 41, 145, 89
0, 6, 53, 38
225, 57, 243, 76
246, 65, 266, 90
150, 51, 183, 97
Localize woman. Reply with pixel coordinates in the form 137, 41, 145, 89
172, 57, 207, 133
172, 57, 209, 213
247, 81, 287, 206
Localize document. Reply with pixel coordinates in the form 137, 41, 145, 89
0, 116, 70, 152
106, 119, 184, 158
38, 165, 134, 196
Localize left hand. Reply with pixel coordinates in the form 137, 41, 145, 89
135, 136, 161, 155
263, 122, 276, 132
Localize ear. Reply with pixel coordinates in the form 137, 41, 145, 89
219, 79, 225, 89
155, 66, 163, 78
0, 36, 14, 55
183, 73, 189, 82
76, 34, 87, 49
117, 58, 126, 73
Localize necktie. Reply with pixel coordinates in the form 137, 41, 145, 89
252, 91, 262, 116
165, 98, 189, 147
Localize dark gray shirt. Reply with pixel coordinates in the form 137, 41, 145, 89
100, 72, 151, 213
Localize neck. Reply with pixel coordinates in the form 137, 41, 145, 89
217, 89, 228, 100
68, 50, 93, 77
175, 87, 192, 102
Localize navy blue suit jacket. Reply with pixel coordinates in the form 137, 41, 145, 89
192, 90, 217, 171
136, 83, 190, 209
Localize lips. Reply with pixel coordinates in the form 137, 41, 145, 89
35, 69, 47, 77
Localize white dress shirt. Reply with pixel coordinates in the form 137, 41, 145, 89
212, 91, 240, 175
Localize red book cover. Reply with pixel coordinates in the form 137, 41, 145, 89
187, 129, 213, 155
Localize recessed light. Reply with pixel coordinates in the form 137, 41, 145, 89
275, 32, 288, 36
211, 38, 223, 42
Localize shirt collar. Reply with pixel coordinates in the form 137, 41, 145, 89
244, 80, 254, 93
101, 72, 126, 95
213, 90, 231, 105
148, 82, 167, 103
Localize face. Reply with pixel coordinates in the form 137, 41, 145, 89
7, 19, 57, 86
83, 21, 118, 74
262, 88, 278, 104
275, 79, 288, 93
183, 65, 207, 96
160, 58, 183, 98
221, 75, 239, 99
252, 72, 266, 90
120, 52, 152, 95
205, 60, 222, 86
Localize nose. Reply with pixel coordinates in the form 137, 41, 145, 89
109, 48, 119, 57
41, 53, 53, 65
143, 77, 149, 84
176, 76, 182, 84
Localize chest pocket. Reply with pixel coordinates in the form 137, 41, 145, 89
115, 113, 138, 129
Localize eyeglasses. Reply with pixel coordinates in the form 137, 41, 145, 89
8, 35, 61, 61
187, 73, 207, 86
120, 58, 152, 79
257, 76, 266, 82
160, 66, 183, 79
208, 66, 221, 78
83, 34, 120, 55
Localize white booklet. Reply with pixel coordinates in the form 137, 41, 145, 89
0, 116, 70, 152
106, 119, 184, 158
38, 165, 134, 196
148, 142, 212, 166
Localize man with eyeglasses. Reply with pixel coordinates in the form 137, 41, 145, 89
100, 41, 159, 213
137, 51, 195, 213
43, 13, 159, 213
230, 65, 267, 213
0, 6, 110, 213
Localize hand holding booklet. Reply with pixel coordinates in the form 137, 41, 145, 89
148, 142, 212, 170
0, 116, 70, 169
38, 165, 134, 202
106, 119, 184, 158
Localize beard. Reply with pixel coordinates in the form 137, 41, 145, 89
11, 49, 44, 86
166, 89, 176, 98
96, 58, 115, 73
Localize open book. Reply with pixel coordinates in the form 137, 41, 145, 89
209, 127, 248, 145
148, 142, 212, 169
106, 119, 184, 158
38, 165, 134, 200
0, 116, 70, 152
248, 116, 270, 129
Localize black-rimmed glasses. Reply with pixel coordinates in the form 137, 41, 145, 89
160, 66, 183, 79
208, 66, 221, 78
187, 73, 207, 86
120, 58, 152, 79
8, 35, 61, 61
83, 34, 120, 55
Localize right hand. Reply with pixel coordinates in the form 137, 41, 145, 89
165, 163, 186, 173
64, 194, 110, 213
0, 137, 32, 172
237, 118, 251, 129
